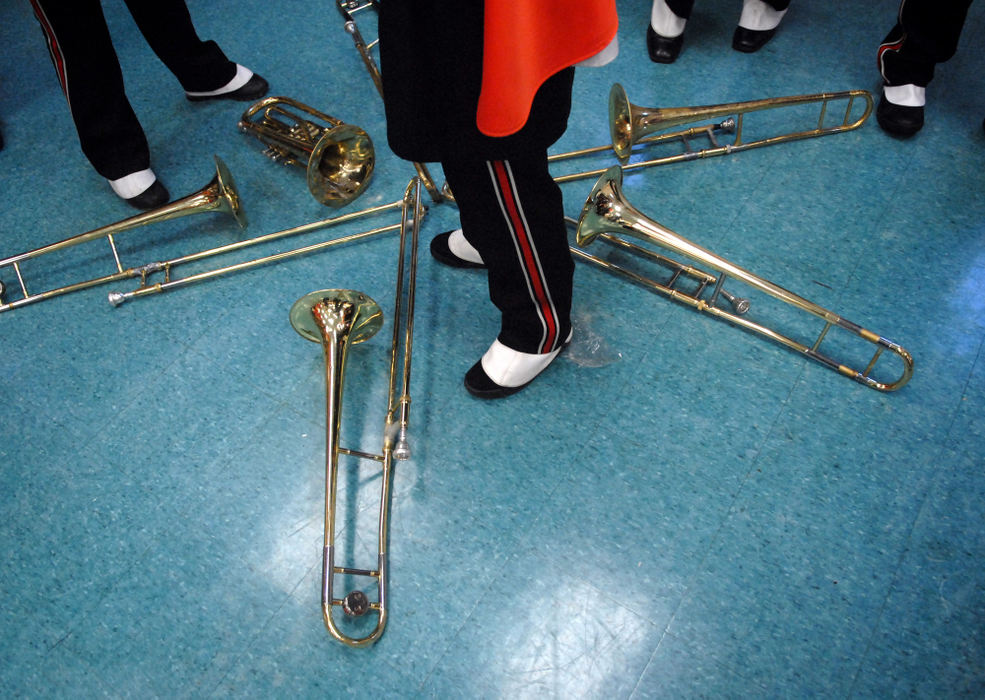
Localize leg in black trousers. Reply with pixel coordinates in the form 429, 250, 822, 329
441, 153, 574, 397
876, 0, 973, 136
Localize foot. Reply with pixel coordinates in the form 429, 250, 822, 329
733, 0, 785, 52
430, 229, 486, 269
186, 65, 269, 102
647, 25, 684, 64
125, 180, 170, 210
464, 332, 572, 399
877, 84, 925, 137
731, 26, 776, 52
108, 168, 170, 210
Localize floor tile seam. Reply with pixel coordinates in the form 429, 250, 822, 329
635, 628, 775, 697
843, 432, 969, 696
411, 548, 524, 695
637, 369, 804, 652
202, 565, 313, 698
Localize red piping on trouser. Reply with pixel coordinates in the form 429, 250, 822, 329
488, 160, 559, 354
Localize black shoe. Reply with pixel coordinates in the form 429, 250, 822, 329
430, 231, 486, 269
464, 334, 571, 399
647, 25, 684, 64
186, 73, 269, 102
125, 180, 170, 210
876, 95, 924, 137
732, 26, 776, 53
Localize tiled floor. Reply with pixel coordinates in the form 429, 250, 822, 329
1, 0, 983, 697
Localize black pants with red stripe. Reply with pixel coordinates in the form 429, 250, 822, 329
878, 0, 973, 87
30, 0, 236, 180
442, 153, 574, 355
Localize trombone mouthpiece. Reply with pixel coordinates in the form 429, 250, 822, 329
107, 291, 126, 307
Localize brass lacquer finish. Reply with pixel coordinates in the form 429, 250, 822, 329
239, 96, 374, 207
544, 85, 872, 186
106, 182, 425, 307
608, 83, 873, 163
0, 156, 244, 313
292, 178, 422, 646
576, 167, 913, 391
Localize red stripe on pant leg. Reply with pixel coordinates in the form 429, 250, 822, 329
30, 0, 68, 95
491, 161, 558, 352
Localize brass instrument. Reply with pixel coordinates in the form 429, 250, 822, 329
575, 166, 913, 391
106, 184, 424, 307
547, 85, 873, 185
334, 0, 444, 203
291, 177, 422, 646
239, 96, 374, 207
0, 156, 245, 314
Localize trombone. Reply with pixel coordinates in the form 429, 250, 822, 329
334, 0, 444, 203
290, 177, 422, 646
547, 84, 873, 185
239, 96, 375, 207
575, 166, 913, 391
0, 156, 245, 314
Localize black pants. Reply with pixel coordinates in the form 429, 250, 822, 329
30, 0, 236, 179
878, 0, 973, 87
442, 153, 573, 355
665, 0, 790, 20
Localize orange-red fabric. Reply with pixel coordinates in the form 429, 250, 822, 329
476, 0, 618, 137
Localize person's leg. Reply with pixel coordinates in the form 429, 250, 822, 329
123, 0, 267, 100
733, 0, 790, 53
876, 0, 973, 136
648, 0, 694, 63
30, 0, 167, 208
441, 153, 574, 397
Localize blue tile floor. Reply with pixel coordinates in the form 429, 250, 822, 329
2, 0, 984, 696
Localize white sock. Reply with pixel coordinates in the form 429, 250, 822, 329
737, 0, 787, 31
884, 84, 926, 107
448, 229, 484, 264
108, 168, 156, 199
185, 64, 253, 97
651, 0, 687, 37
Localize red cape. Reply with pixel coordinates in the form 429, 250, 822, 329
477, 0, 618, 137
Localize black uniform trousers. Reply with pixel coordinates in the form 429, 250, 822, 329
666, 0, 790, 20
878, 0, 974, 87
30, 0, 237, 180
443, 153, 573, 355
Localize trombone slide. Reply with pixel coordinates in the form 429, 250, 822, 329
576, 167, 913, 392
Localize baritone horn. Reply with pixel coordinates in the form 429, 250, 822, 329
0, 156, 244, 314
575, 167, 913, 392
239, 96, 374, 207
291, 177, 422, 646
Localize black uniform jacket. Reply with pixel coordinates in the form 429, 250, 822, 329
378, 0, 575, 163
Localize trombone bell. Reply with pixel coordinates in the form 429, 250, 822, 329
576, 167, 913, 392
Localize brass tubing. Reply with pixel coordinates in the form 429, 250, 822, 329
106, 198, 410, 306
575, 167, 913, 391
0, 156, 244, 314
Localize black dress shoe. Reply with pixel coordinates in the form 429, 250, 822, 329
732, 26, 776, 53
876, 95, 924, 137
186, 73, 270, 102
430, 231, 486, 269
647, 25, 684, 64
125, 180, 170, 210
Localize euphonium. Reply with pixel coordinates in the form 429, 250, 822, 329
239, 96, 375, 207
